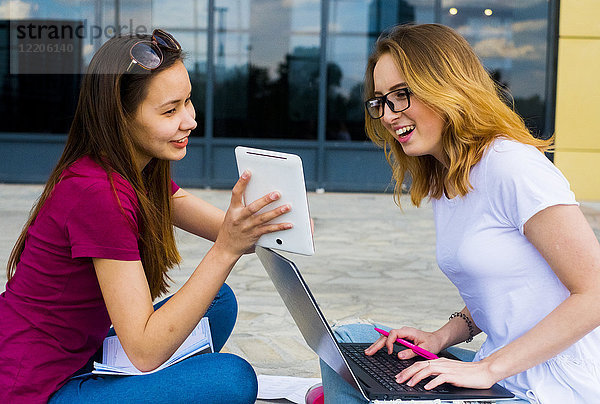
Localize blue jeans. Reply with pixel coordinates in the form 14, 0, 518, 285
49, 283, 258, 404
320, 323, 528, 404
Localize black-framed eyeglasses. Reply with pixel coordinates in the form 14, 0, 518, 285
364, 88, 412, 119
127, 29, 181, 72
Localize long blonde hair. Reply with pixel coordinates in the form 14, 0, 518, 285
364, 24, 551, 207
7, 34, 182, 299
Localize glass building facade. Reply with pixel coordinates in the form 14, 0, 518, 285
0, 0, 557, 191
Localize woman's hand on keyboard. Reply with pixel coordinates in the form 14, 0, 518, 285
364, 326, 444, 359
395, 357, 497, 391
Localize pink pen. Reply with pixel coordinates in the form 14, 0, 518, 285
374, 327, 439, 360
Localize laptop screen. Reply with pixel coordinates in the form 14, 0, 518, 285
255, 246, 365, 396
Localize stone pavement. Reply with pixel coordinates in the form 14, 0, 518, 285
1, 183, 599, 403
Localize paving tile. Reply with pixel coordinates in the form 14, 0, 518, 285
1, 183, 599, 402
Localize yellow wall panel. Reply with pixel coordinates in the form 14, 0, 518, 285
560, 0, 600, 37
555, 151, 600, 200
555, 38, 600, 150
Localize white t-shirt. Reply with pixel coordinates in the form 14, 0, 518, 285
432, 138, 600, 403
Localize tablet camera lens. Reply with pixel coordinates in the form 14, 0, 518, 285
276, 239, 283, 245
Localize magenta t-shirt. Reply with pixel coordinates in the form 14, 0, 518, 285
0, 156, 179, 403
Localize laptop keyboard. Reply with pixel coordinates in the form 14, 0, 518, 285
340, 344, 450, 393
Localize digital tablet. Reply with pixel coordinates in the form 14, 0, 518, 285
235, 146, 315, 256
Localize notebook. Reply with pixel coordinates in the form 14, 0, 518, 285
93, 317, 213, 376
255, 246, 515, 401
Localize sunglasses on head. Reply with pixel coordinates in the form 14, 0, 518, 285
126, 29, 181, 72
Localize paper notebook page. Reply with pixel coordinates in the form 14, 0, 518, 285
102, 336, 136, 369
167, 317, 212, 362
101, 317, 212, 372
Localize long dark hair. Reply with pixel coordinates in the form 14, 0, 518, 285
7, 33, 183, 299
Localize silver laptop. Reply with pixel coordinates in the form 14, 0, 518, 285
255, 246, 514, 401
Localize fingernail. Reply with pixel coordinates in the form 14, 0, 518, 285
285, 223, 293, 229
270, 192, 280, 200
242, 170, 250, 179
280, 206, 289, 213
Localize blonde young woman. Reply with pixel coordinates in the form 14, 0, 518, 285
319, 24, 600, 404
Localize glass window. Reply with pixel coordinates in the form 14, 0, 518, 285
212, 0, 321, 139
441, 0, 549, 138
0, 0, 554, 143
153, 0, 208, 29
1, 1, 96, 134
326, 0, 434, 141
0, 0, 207, 136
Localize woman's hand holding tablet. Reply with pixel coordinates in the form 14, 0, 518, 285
235, 146, 315, 256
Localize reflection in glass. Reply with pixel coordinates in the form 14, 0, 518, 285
153, 0, 208, 29
212, 0, 320, 139
0, 0, 553, 144
442, 0, 549, 138
0, 1, 95, 134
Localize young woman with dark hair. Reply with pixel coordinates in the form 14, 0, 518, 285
0, 30, 290, 403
